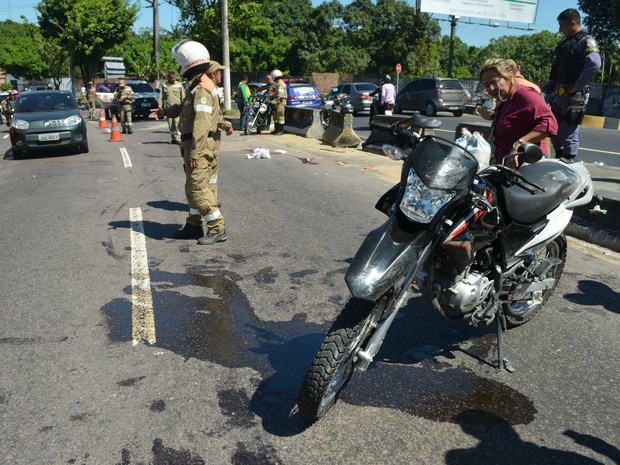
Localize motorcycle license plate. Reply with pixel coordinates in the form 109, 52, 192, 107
39, 133, 60, 141
384, 110, 393, 115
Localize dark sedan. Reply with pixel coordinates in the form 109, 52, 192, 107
9, 90, 88, 159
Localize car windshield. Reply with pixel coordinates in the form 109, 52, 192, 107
129, 83, 155, 93
16, 93, 78, 112
355, 83, 377, 92
438, 80, 463, 90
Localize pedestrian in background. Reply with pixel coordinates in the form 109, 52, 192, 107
543, 8, 601, 160
151, 40, 227, 245
159, 71, 185, 144
236, 75, 251, 133
480, 58, 557, 166
114, 80, 134, 134
87, 81, 97, 119
79, 86, 89, 113
269, 69, 287, 135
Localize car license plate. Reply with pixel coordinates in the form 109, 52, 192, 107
141, 103, 152, 108
39, 133, 60, 141
448, 106, 459, 110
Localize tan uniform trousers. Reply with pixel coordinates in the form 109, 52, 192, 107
167, 116, 181, 142
274, 99, 286, 124
120, 103, 132, 129
180, 138, 224, 233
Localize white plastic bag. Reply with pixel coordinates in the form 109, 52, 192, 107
455, 128, 491, 170
247, 147, 271, 159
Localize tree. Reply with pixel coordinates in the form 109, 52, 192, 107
0, 20, 50, 80
36, 0, 139, 84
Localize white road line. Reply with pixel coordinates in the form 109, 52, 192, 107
129, 207, 156, 345
120, 147, 132, 168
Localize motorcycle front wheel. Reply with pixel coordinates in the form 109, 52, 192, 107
504, 234, 567, 327
298, 292, 392, 422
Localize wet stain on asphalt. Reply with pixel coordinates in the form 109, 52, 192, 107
118, 439, 206, 465
117, 376, 146, 387
231, 441, 283, 465
101, 262, 537, 434
149, 400, 166, 412
218, 389, 256, 428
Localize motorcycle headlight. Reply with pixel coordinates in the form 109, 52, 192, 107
400, 168, 456, 223
14, 119, 29, 130
65, 115, 82, 126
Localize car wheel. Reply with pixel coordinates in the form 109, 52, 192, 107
424, 102, 436, 117
80, 141, 89, 154
453, 110, 464, 117
12, 147, 23, 159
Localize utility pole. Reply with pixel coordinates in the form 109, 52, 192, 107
447, 15, 458, 78
222, 0, 231, 110
146, 0, 161, 85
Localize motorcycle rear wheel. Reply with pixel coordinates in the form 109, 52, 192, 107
504, 234, 567, 327
298, 293, 391, 422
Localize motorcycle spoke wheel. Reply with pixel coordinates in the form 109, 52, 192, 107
504, 235, 567, 328
298, 295, 389, 422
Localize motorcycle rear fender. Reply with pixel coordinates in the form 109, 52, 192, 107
345, 216, 428, 301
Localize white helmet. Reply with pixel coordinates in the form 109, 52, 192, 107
172, 39, 210, 78
271, 69, 283, 79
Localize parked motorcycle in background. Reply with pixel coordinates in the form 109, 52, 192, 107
298, 114, 601, 422
368, 93, 394, 126
320, 93, 354, 129
244, 93, 273, 135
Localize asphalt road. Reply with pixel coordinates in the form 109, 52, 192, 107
0, 118, 619, 464
352, 111, 620, 168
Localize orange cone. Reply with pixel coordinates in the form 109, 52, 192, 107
98, 108, 108, 129
110, 115, 123, 142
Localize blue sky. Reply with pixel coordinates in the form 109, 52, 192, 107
4, 0, 579, 47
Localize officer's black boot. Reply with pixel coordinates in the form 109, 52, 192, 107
273, 123, 284, 135
554, 148, 564, 159
127, 125, 133, 134
270, 123, 278, 134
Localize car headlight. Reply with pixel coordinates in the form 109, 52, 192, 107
14, 119, 29, 130
65, 115, 82, 126
400, 168, 456, 223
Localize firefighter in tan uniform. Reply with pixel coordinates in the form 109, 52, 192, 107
205, 60, 234, 207
114, 80, 134, 134
151, 39, 227, 245
87, 82, 97, 119
269, 69, 287, 135
159, 71, 185, 144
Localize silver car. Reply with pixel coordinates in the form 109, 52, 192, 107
395, 77, 466, 117
329, 82, 378, 114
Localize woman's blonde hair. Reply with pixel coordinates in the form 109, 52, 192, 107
479, 58, 514, 82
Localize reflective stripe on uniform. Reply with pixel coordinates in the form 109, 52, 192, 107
204, 209, 222, 222
189, 208, 200, 215
195, 104, 213, 113
208, 176, 217, 185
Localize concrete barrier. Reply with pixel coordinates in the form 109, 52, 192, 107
322, 111, 362, 148
283, 106, 325, 138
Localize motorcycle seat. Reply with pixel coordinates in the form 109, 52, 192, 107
501, 161, 581, 224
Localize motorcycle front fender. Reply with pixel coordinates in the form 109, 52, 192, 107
345, 216, 428, 301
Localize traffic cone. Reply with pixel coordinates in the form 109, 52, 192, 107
110, 115, 123, 142
98, 108, 108, 129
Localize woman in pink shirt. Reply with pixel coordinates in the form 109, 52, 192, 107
480, 58, 558, 165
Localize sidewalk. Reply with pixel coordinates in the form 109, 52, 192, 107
226, 130, 620, 252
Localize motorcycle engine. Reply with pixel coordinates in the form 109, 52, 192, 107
441, 271, 494, 313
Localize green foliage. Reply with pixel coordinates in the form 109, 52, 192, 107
0, 20, 50, 79
36, 0, 139, 83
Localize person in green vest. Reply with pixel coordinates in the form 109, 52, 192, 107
236, 75, 251, 133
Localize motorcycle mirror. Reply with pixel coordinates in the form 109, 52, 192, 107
382, 144, 407, 161
517, 143, 544, 164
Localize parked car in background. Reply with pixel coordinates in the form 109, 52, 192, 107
9, 90, 88, 159
94, 80, 159, 119
328, 82, 378, 114
286, 83, 322, 107
394, 77, 466, 117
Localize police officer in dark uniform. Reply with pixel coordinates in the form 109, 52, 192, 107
543, 8, 601, 160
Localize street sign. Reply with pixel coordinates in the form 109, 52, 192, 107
396, 63, 402, 73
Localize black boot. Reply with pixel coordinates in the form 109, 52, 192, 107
273, 123, 284, 135
172, 224, 204, 239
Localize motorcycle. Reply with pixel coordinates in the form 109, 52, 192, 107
320, 93, 354, 129
369, 94, 394, 126
244, 93, 273, 135
3, 99, 15, 127
298, 114, 599, 422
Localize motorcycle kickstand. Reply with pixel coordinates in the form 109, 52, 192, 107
496, 308, 515, 373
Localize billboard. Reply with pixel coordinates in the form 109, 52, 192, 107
419, 0, 538, 24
